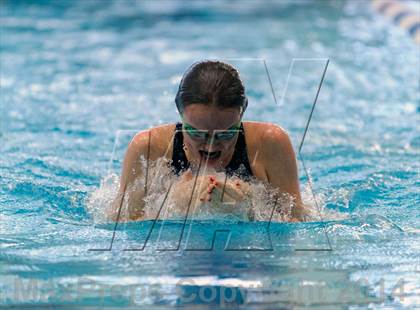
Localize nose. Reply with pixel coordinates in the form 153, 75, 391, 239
201, 139, 220, 152
201, 144, 217, 153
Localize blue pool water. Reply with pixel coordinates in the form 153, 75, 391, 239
1, 0, 419, 308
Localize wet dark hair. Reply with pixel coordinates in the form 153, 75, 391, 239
175, 60, 248, 114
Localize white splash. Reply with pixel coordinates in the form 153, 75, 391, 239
86, 158, 346, 224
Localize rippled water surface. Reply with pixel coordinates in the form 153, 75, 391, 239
1, 0, 419, 308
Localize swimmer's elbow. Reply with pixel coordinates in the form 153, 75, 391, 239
107, 189, 146, 222
291, 200, 307, 222
107, 193, 124, 222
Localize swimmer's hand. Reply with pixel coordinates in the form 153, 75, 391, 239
199, 175, 251, 204
170, 170, 211, 208
171, 170, 251, 211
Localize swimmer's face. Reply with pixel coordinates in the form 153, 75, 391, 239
181, 104, 242, 170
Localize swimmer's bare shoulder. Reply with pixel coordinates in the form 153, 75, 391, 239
108, 123, 176, 221
243, 121, 305, 221
242, 121, 290, 180
131, 123, 176, 159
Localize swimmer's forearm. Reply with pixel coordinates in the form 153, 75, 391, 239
291, 200, 307, 222
108, 193, 124, 222
108, 186, 146, 222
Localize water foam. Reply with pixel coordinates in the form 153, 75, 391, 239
86, 158, 347, 224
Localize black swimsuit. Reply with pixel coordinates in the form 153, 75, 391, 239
171, 122, 254, 180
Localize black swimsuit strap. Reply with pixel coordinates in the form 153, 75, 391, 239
172, 122, 190, 173
225, 122, 253, 178
171, 122, 253, 179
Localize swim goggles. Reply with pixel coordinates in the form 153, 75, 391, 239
182, 121, 241, 141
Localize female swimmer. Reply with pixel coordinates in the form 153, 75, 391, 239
110, 60, 305, 221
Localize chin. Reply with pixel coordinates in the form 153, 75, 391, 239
194, 150, 231, 172
201, 159, 220, 169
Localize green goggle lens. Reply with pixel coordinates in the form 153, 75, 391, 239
183, 123, 241, 141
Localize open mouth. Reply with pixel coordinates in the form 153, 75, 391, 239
199, 150, 221, 160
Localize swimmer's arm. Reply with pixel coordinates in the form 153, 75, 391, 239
262, 125, 306, 222
109, 131, 150, 221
